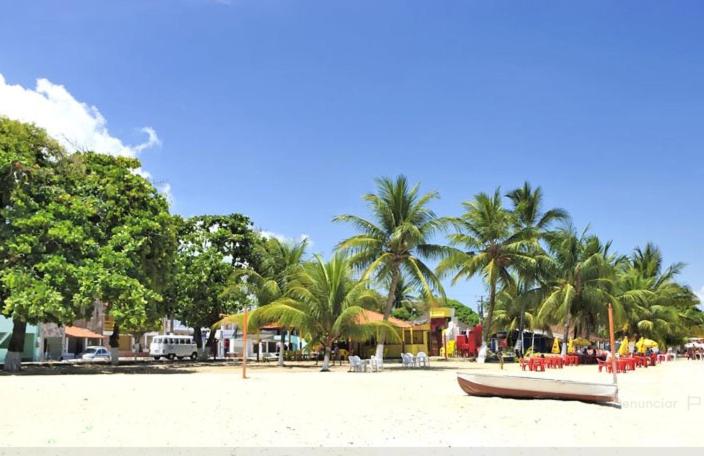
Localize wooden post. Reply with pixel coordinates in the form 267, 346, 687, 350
608, 303, 618, 388
242, 308, 248, 379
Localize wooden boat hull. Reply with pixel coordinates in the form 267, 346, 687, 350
457, 372, 618, 403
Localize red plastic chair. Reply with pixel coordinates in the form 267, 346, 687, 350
519, 358, 529, 371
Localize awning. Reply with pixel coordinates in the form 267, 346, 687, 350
64, 326, 107, 339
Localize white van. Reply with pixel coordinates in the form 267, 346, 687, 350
150, 335, 198, 360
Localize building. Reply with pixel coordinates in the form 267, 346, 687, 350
0, 317, 40, 363
352, 309, 430, 358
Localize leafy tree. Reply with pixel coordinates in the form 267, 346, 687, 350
438, 189, 536, 359
245, 254, 399, 371
505, 182, 568, 354
69, 152, 178, 363
444, 298, 481, 327
616, 243, 703, 346
1, 119, 177, 370
537, 227, 616, 354
168, 214, 261, 355
218, 237, 308, 366
334, 175, 447, 359
0, 118, 89, 371
389, 277, 426, 321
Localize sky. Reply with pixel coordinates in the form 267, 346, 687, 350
0, 0, 702, 310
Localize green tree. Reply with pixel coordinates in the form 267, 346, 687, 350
168, 214, 261, 356
0, 118, 89, 371
505, 182, 568, 354
218, 236, 308, 366
71, 152, 178, 364
335, 175, 447, 360
246, 254, 399, 371
438, 189, 536, 360
537, 228, 616, 354
444, 298, 481, 327
1, 119, 177, 370
617, 243, 703, 346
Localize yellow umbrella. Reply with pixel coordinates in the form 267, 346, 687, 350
573, 337, 591, 347
567, 338, 575, 354
642, 338, 658, 349
618, 336, 630, 356
551, 338, 561, 354
636, 337, 645, 354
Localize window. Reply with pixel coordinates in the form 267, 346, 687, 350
403, 331, 412, 345
413, 331, 424, 345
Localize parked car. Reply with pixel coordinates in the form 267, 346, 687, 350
80, 346, 111, 361
150, 335, 198, 360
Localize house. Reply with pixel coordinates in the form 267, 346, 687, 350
0, 317, 40, 363
350, 309, 430, 358
217, 322, 306, 360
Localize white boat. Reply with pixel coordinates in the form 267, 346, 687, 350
457, 372, 618, 403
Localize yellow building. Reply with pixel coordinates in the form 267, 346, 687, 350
353, 310, 430, 358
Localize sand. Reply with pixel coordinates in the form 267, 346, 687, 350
1, 358, 703, 447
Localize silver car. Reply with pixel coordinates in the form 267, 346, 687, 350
80, 346, 112, 361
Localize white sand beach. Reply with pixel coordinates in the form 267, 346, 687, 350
1, 359, 703, 447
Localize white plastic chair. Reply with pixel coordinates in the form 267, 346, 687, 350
348, 355, 363, 372
416, 352, 429, 367
401, 353, 414, 367
370, 355, 384, 372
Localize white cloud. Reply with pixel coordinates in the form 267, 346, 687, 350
0, 73, 160, 157
0, 73, 171, 201
259, 230, 312, 247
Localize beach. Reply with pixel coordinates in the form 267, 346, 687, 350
1, 358, 703, 447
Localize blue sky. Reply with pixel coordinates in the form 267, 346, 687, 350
1, 0, 702, 309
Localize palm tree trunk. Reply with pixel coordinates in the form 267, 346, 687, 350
3, 318, 26, 373
278, 330, 285, 366
517, 299, 527, 356
376, 264, 401, 360
478, 280, 497, 364
561, 315, 571, 356
320, 345, 331, 372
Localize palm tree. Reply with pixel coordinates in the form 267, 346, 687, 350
437, 189, 537, 361
334, 175, 447, 359
247, 254, 400, 371
219, 237, 307, 366
537, 228, 616, 354
506, 182, 568, 354
617, 243, 702, 346
493, 277, 546, 352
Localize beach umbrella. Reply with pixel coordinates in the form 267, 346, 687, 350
551, 338, 560, 354
618, 336, 630, 356
641, 338, 658, 349
573, 337, 591, 347
567, 338, 575, 354
636, 337, 645, 354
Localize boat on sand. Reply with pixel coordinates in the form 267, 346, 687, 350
457, 372, 618, 403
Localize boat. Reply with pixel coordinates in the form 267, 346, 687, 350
457, 372, 618, 403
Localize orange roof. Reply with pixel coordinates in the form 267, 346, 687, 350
260, 323, 283, 330
357, 309, 413, 329
64, 326, 107, 339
